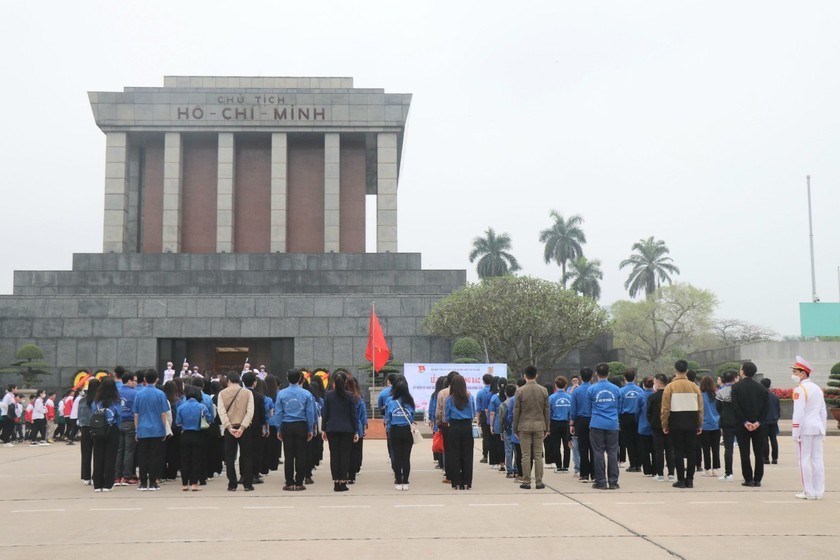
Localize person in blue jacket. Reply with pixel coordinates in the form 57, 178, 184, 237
273, 369, 317, 491
635, 376, 655, 475
475, 373, 493, 464
570, 368, 594, 482
346, 376, 367, 483
444, 374, 477, 490
588, 363, 621, 490
618, 369, 643, 472
699, 376, 721, 476
91, 377, 122, 492
176, 385, 213, 492
384, 377, 416, 490
548, 376, 573, 473
487, 378, 505, 468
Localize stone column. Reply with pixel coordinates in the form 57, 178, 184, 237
377, 132, 398, 252
103, 132, 129, 253
217, 133, 235, 252
270, 133, 288, 253
162, 132, 183, 253
324, 133, 341, 252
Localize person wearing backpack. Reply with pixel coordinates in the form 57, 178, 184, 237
91, 377, 121, 492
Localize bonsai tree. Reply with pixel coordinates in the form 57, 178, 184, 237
452, 337, 481, 364
825, 361, 840, 408
0, 343, 52, 389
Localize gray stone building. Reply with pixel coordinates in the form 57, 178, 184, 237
0, 76, 465, 389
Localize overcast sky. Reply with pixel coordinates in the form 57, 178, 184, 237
1, 1, 838, 337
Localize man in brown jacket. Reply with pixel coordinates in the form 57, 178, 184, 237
513, 365, 550, 489
218, 372, 255, 491
661, 360, 703, 488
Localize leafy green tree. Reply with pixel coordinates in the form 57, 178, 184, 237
452, 337, 483, 363
716, 361, 743, 377
539, 211, 586, 288
0, 343, 52, 388
423, 275, 610, 374
619, 236, 680, 298
607, 361, 627, 376
612, 283, 717, 368
565, 256, 603, 300
469, 228, 520, 280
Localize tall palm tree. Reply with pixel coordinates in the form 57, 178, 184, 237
564, 256, 604, 300
619, 236, 680, 298
469, 228, 520, 280
539, 211, 586, 288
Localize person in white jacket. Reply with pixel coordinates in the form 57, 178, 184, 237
790, 355, 826, 500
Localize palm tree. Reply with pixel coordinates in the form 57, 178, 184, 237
564, 256, 604, 300
469, 228, 520, 280
539, 211, 586, 288
619, 236, 680, 298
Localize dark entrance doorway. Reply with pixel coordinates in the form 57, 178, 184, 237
157, 338, 294, 382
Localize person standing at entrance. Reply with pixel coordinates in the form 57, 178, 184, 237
273, 369, 317, 491
322, 375, 360, 492
790, 356, 826, 500
661, 360, 703, 489
730, 361, 769, 487
217, 372, 255, 491
513, 365, 550, 490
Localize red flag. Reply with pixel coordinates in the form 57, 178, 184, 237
365, 307, 390, 373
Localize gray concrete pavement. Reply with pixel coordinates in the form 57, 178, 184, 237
1, 436, 837, 560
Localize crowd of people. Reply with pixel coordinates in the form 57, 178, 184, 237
0, 355, 826, 500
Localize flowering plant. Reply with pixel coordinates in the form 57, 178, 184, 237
770, 388, 793, 400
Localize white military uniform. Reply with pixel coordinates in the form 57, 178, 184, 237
791, 378, 826, 499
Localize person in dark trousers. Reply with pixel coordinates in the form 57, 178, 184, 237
434, 371, 458, 485
587, 363, 621, 490
699, 375, 721, 477
647, 374, 675, 481
548, 376, 572, 472
661, 360, 703, 489
242, 372, 267, 485
273, 369, 317, 491
760, 378, 780, 465
635, 376, 655, 476
476, 373, 493, 464
175, 386, 212, 491
444, 374, 477, 490
77, 378, 99, 485
322, 374, 360, 491
730, 361, 770, 487
618, 369, 643, 472
217, 372, 255, 491
570, 368, 594, 483
134, 370, 169, 491
1, 384, 18, 445
91, 377, 121, 492
715, 370, 739, 481
384, 377, 415, 490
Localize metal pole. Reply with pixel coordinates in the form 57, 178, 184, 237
807, 176, 819, 302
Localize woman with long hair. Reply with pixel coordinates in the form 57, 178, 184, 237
444, 374, 476, 490
699, 375, 721, 477
263, 374, 282, 473
91, 377, 121, 492
162, 380, 183, 481
322, 375, 360, 492
175, 385, 213, 491
303, 377, 323, 484
345, 376, 367, 482
384, 377, 415, 490
77, 378, 100, 485
429, 376, 446, 470
488, 377, 506, 469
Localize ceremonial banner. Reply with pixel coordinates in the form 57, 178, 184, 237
403, 363, 508, 413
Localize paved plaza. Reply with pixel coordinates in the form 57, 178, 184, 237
1, 435, 836, 560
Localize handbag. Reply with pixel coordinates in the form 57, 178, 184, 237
199, 405, 210, 430
432, 430, 445, 453
396, 400, 423, 445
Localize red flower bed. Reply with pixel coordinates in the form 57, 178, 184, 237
770, 388, 793, 400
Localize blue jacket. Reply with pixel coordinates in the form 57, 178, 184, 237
134, 385, 170, 439
444, 394, 476, 422
570, 383, 592, 420
702, 392, 720, 431
588, 380, 620, 431
273, 385, 317, 433
384, 398, 415, 432
487, 394, 501, 426
322, 390, 359, 434
619, 383, 643, 415
175, 398, 212, 432
355, 396, 367, 437
765, 392, 781, 423
91, 401, 121, 427
507, 396, 518, 444
476, 386, 492, 424
549, 391, 572, 421
118, 385, 136, 421
377, 386, 392, 415
428, 392, 439, 431
636, 389, 654, 435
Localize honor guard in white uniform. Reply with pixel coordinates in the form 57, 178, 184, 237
790, 355, 826, 500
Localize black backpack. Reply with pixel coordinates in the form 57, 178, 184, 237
90, 408, 109, 438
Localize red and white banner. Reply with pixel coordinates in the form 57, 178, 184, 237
403, 363, 508, 412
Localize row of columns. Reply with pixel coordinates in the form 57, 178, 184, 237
102, 131, 399, 254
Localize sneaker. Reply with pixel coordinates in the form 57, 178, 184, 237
102, 488, 112, 492
38, 441, 50, 446
555, 468, 563, 473
479, 458, 488, 464
794, 493, 816, 500
148, 485, 160, 491
30, 442, 39, 446
83, 479, 92, 486
402, 484, 409, 491
115, 478, 124, 486
608, 483, 620, 490
137, 486, 148, 491
519, 483, 531, 489
124, 478, 139, 485
3, 443, 13, 448
667, 475, 676, 482
94, 488, 102, 492
304, 477, 314, 485
47, 439, 54, 443
395, 484, 402, 491
672, 480, 687, 488
653, 475, 665, 482
535, 483, 545, 489
718, 474, 733, 481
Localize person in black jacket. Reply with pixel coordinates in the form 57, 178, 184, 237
715, 370, 739, 481
760, 378, 780, 465
243, 372, 267, 485
321, 375, 360, 492
730, 361, 770, 487
646, 374, 675, 481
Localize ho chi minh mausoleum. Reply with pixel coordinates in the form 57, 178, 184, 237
0, 76, 465, 388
